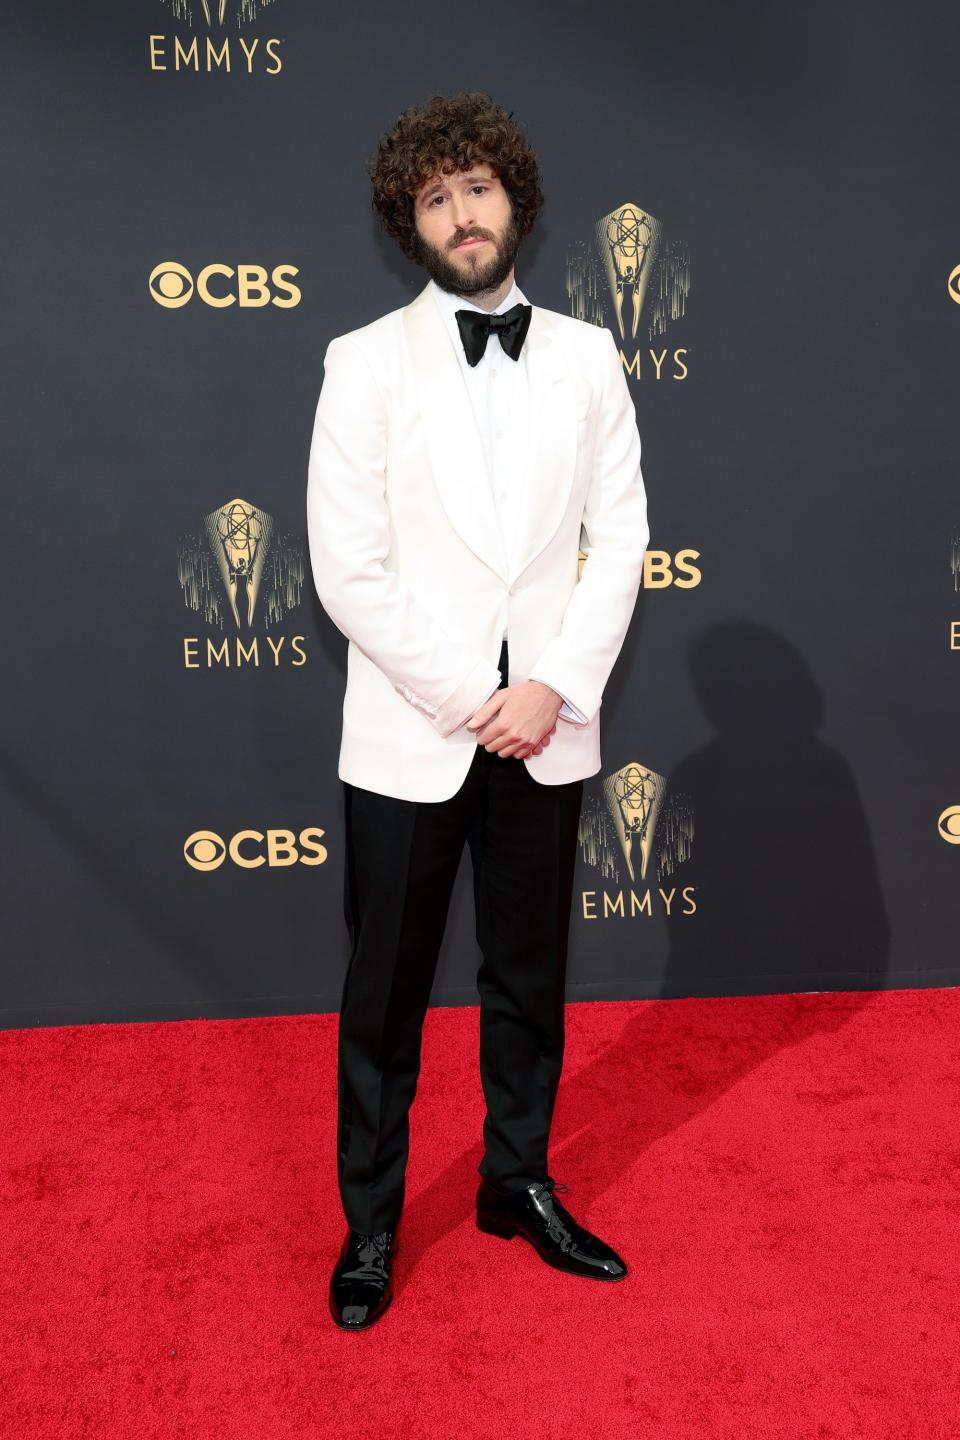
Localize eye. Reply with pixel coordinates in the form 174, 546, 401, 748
149, 261, 193, 308
183, 831, 227, 871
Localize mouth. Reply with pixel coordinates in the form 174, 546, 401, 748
454, 237, 488, 250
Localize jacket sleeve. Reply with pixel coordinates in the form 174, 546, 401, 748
306, 334, 503, 738
526, 329, 649, 724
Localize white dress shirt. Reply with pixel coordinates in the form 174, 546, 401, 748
430, 278, 588, 728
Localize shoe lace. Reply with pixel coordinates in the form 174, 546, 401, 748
531, 1178, 577, 1251
343, 1229, 393, 1282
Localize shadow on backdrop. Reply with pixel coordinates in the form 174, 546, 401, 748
661, 619, 891, 994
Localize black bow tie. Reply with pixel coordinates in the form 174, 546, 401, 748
455, 302, 532, 367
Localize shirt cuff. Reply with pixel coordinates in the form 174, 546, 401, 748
557, 699, 588, 725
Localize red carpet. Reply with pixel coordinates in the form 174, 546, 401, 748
2, 988, 958, 1439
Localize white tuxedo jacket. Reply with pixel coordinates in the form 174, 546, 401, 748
306, 278, 649, 802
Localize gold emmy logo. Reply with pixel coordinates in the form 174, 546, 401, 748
937, 806, 960, 844
567, 201, 689, 347
161, 0, 277, 28
578, 759, 696, 919
150, 1, 283, 73
604, 760, 688, 884
600, 204, 660, 341
606, 763, 662, 883
209, 498, 270, 629
178, 497, 306, 669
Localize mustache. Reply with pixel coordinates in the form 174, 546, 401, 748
450, 230, 493, 248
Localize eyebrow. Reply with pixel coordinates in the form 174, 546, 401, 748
418, 173, 494, 201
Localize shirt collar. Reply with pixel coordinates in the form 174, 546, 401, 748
429, 275, 529, 363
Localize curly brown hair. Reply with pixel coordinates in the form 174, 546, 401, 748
368, 91, 544, 261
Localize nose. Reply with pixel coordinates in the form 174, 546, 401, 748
449, 192, 477, 236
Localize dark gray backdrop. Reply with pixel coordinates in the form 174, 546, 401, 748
3, 0, 958, 1027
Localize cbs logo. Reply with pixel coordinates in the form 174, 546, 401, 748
184, 828, 327, 871
937, 807, 960, 844
643, 549, 702, 588
948, 264, 960, 306
149, 261, 301, 309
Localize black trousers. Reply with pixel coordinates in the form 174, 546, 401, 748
336, 639, 585, 1233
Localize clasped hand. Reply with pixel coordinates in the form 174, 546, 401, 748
465, 681, 560, 759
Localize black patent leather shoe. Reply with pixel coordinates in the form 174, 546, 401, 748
328, 1226, 399, 1329
476, 1177, 628, 1280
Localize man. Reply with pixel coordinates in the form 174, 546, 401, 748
306, 91, 649, 1329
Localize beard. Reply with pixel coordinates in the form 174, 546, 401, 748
410, 208, 522, 298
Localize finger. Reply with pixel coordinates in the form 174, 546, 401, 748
494, 738, 530, 758
466, 694, 507, 732
499, 732, 549, 758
